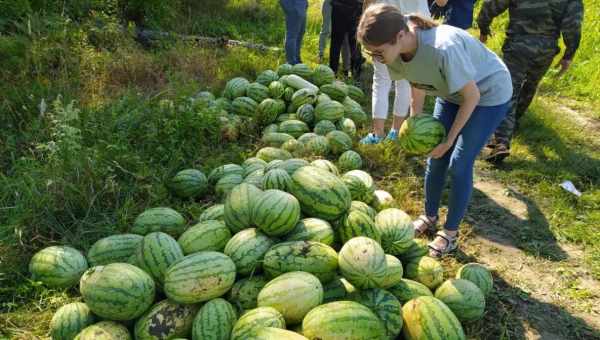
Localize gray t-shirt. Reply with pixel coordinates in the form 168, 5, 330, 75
386, 24, 512, 106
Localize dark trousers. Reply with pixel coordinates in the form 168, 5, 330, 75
329, 3, 362, 75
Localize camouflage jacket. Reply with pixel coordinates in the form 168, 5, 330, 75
477, 0, 583, 60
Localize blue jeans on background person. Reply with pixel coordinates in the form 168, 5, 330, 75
280, 0, 308, 65
424, 98, 509, 230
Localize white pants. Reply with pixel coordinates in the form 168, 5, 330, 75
372, 60, 411, 119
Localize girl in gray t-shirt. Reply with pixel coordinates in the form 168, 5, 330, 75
358, 4, 512, 257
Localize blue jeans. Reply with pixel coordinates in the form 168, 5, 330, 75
280, 0, 308, 65
424, 98, 509, 230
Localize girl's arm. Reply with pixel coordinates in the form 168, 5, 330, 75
410, 87, 426, 116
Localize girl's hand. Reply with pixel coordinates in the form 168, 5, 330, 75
429, 141, 452, 159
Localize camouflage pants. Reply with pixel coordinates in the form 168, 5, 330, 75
493, 38, 559, 147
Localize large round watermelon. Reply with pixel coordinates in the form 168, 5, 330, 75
177, 220, 231, 254
374, 208, 414, 255
224, 228, 274, 276
231, 307, 286, 340
192, 298, 237, 340
349, 288, 403, 340
338, 237, 387, 289
398, 114, 446, 155
310, 159, 340, 176
402, 296, 466, 340
381, 254, 404, 288
215, 173, 244, 198
456, 263, 494, 296
405, 256, 444, 290
50, 302, 96, 340
434, 279, 486, 322
74, 321, 131, 340
247, 327, 308, 339
169, 169, 208, 198
224, 183, 263, 233
223, 77, 250, 99
87, 234, 143, 267
342, 170, 376, 204
349, 201, 377, 220
228, 275, 268, 313
326, 130, 353, 155
284, 217, 335, 246
338, 150, 362, 172
262, 168, 292, 191
131, 207, 186, 237
208, 164, 244, 185
29, 246, 88, 288
252, 189, 300, 237
134, 232, 184, 285
134, 299, 198, 340
302, 301, 386, 340
197, 204, 225, 222
263, 241, 338, 283
338, 210, 380, 244
387, 278, 433, 303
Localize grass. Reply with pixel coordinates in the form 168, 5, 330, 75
1, 0, 599, 338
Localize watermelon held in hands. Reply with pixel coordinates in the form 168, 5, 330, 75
398, 114, 446, 155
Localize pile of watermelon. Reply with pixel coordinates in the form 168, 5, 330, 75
29, 64, 494, 340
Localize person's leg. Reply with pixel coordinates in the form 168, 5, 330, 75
318, 0, 332, 63
280, 0, 301, 64
341, 34, 351, 74
329, 4, 347, 73
514, 49, 556, 123
295, 0, 308, 64
347, 6, 363, 79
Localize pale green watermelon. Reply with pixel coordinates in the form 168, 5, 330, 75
29, 246, 88, 288
231, 307, 286, 340
401, 296, 466, 340
456, 263, 494, 296
50, 302, 96, 340
224, 228, 274, 276
263, 241, 338, 283
374, 208, 414, 255
74, 321, 131, 340
434, 279, 486, 322
177, 220, 231, 254
338, 237, 387, 289
302, 301, 386, 340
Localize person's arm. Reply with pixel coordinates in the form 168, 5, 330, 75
429, 81, 480, 158
557, 0, 584, 75
476, 0, 510, 43
410, 87, 426, 116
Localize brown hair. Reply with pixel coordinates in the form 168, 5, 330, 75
357, 4, 439, 46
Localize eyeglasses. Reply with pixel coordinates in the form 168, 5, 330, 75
364, 49, 384, 61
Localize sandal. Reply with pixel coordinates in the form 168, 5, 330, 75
428, 231, 458, 258
413, 215, 438, 236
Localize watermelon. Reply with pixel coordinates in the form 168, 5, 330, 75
228, 275, 268, 312
265, 159, 284, 172
277, 113, 297, 122
244, 157, 268, 168
273, 158, 309, 175
313, 119, 336, 136
131, 207, 186, 237
388, 278, 433, 303
277, 64, 293, 76
372, 190, 396, 211
75, 321, 131, 340
194, 90, 215, 105
258, 271, 323, 324
381, 254, 404, 288
263, 241, 338, 283
349, 288, 403, 340
283, 74, 319, 92
224, 228, 274, 276
456, 263, 493, 296
224, 77, 250, 99
215, 174, 244, 198
338, 210, 380, 244
246, 83, 270, 103
375, 208, 414, 255
169, 169, 208, 198
297, 132, 318, 144
253, 189, 300, 237
134, 232, 184, 284
261, 132, 295, 147
256, 70, 279, 86
290, 88, 317, 113
283, 87, 295, 102
134, 299, 198, 340
268, 81, 285, 99
291, 63, 313, 79
338, 150, 362, 172
405, 256, 444, 290
208, 164, 244, 184
398, 114, 447, 155
163, 251, 236, 304
262, 168, 292, 191
279, 120, 310, 138
289, 166, 351, 221
338, 237, 386, 289
314, 101, 345, 122
342, 170, 376, 203
263, 123, 279, 134
326, 130, 353, 155
244, 162, 267, 178
311, 64, 335, 86
232, 97, 258, 117
302, 301, 386, 340
321, 276, 349, 303
346, 84, 366, 104
213, 97, 232, 112
29, 246, 88, 288
198, 204, 225, 222
80, 263, 155, 320
247, 327, 308, 339
398, 238, 429, 263
192, 298, 237, 340
350, 201, 377, 220
304, 135, 330, 156
316, 92, 331, 105
310, 159, 340, 176
281, 138, 306, 157
434, 279, 486, 322
178, 220, 231, 254
337, 117, 357, 137
296, 103, 314, 125
50, 302, 96, 340
284, 218, 335, 246
319, 83, 347, 102
231, 307, 286, 340
343, 97, 368, 126
257, 98, 284, 125
87, 234, 143, 267
402, 296, 466, 340
224, 183, 262, 233
256, 147, 292, 162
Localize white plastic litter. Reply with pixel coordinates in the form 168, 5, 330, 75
560, 180, 582, 197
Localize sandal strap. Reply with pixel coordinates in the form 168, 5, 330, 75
417, 215, 437, 228
428, 231, 458, 256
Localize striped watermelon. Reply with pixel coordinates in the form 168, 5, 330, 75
350, 201, 377, 220
261, 132, 295, 147
75, 321, 131, 340
290, 88, 317, 113
29, 246, 88, 288
338, 150, 362, 172
244, 157, 268, 168
319, 83, 347, 102
244, 161, 267, 178
178, 220, 231, 254
375, 208, 414, 255
434, 279, 486, 322
337, 117, 357, 137
338, 210, 380, 244
291, 63, 313, 79
346, 84, 366, 104
273, 158, 309, 175
247, 82, 270, 103
372, 190, 396, 211
232, 97, 258, 117
50, 302, 96, 340
381, 255, 404, 288
163, 251, 236, 304
311, 64, 335, 86
215, 173, 244, 198
257, 98, 284, 125
87, 234, 143, 267
456, 263, 493, 296
224, 228, 274, 276
263, 123, 279, 134
224, 77, 250, 99
302, 301, 386, 340
244, 173, 264, 189
322, 276, 349, 303
256, 69, 279, 86
298, 134, 329, 155
80, 263, 155, 320
214, 97, 232, 112
343, 97, 368, 126
283, 87, 295, 102
342, 170, 376, 204
297, 132, 318, 144
131, 207, 186, 237
326, 130, 353, 155
208, 164, 244, 185
349, 288, 403, 340
281, 138, 306, 157
262, 168, 292, 191
277, 63, 293, 76
265, 159, 284, 172
398, 114, 447, 155
284, 218, 335, 246
169, 169, 208, 198
268, 81, 285, 99
317, 92, 332, 105
228, 275, 268, 312
263, 241, 338, 283
313, 120, 336, 136
195, 90, 215, 105
398, 238, 429, 263
405, 256, 444, 290
388, 278, 433, 303
310, 159, 340, 176
258, 271, 323, 324
314, 101, 345, 122
192, 298, 237, 340
134, 299, 198, 340
198, 204, 225, 222
288, 166, 351, 221
225, 183, 263, 233
134, 232, 184, 284
296, 103, 314, 125
248, 327, 308, 339
253, 189, 300, 236
231, 307, 286, 340
256, 147, 292, 162
338, 237, 386, 289
279, 120, 310, 138
402, 296, 466, 340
